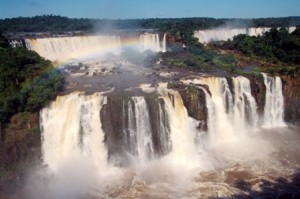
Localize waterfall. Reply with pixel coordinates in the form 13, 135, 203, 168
23, 33, 167, 62
158, 101, 171, 153
247, 27, 271, 36
40, 92, 107, 172
194, 27, 296, 43
131, 97, 155, 162
160, 87, 200, 165
161, 34, 167, 52
25, 35, 122, 62
123, 99, 137, 156
39, 74, 287, 174
262, 73, 286, 128
185, 76, 258, 142
196, 77, 236, 142
9, 39, 23, 48
194, 28, 247, 43
139, 33, 166, 52
233, 76, 258, 128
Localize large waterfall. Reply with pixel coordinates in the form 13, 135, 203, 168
37, 74, 294, 198
262, 73, 286, 128
40, 74, 285, 170
40, 92, 107, 172
184, 76, 258, 143
129, 97, 155, 163
25, 36, 122, 62
194, 26, 296, 43
22, 33, 166, 62
160, 86, 200, 166
139, 33, 166, 53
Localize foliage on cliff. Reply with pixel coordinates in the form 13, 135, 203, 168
211, 27, 300, 75
0, 35, 64, 123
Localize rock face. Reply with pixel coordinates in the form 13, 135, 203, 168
168, 83, 208, 131
282, 74, 300, 124
244, 73, 266, 116
100, 92, 171, 166
0, 113, 40, 194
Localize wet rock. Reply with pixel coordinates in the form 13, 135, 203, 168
168, 82, 208, 132
282, 74, 300, 124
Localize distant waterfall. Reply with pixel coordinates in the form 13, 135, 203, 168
262, 73, 286, 128
139, 33, 166, 52
158, 101, 171, 153
194, 28, 247, 43
9, 39, 24, 48
194, 27, 296, 43
25, 36, 122, 62
23, 33, 167, 62
40, 92, 107, 172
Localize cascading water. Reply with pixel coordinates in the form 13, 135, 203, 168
194, 26, 296, 43
262, 73, 286, 128
131, 97, 155, 162
23, 33, 167, 63
139, 33, 166, 52
159, 87, 200, 166
37, 74, 293, 198
25, 36, 122, 62
40, 75, 286, 168
233, 76, 258, 128
40, 92, 107, 172
185, 76, 259, 143
9, 39, 23, 48
194, 28, 247, 43
187, 77, 236, 142
162, 34, 167, 52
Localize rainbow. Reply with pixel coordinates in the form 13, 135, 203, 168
25, 34, 166, 66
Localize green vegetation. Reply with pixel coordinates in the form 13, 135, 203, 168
161, 50, 236, 72
160, 22, 237, 73
1, 15, 300, 33
212, 27, 300, 75
0, 15, 92, 32
0, 35, 64, 123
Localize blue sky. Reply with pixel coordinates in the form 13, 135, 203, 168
0, 0, 299, 19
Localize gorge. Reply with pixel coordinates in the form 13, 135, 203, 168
2, 26, 300, 199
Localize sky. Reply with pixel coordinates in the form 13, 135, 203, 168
0, 0, 299, 19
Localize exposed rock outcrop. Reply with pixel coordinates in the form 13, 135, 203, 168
244, 73, 266, 116
0, 113, 40, 194
282, 74, 300, 124
168, 82, 208, 131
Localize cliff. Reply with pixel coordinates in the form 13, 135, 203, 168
282, 74, 300, 124
0, 113, 41, 196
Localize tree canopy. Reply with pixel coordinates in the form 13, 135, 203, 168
219, 28, 300, 65
1, 15, 300, 33
0, 35, 64, 123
